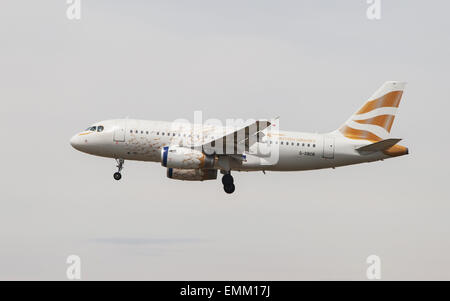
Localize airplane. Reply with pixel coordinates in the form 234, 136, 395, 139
70, 81, 409, 194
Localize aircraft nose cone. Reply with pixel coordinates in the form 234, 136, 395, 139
70, 134, 81, 150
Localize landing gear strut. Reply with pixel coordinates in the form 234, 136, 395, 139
222, 173, 235, 194
113, 158, 124, 181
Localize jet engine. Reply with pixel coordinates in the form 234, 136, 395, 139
161, 146, 215, 169
167, 168, 217, 181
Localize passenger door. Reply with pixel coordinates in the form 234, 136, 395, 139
113, 128, 125, 142
323, 136, 335, 159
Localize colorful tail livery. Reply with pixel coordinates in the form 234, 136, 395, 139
338, 81, 405, 141
336, 81, 408, 157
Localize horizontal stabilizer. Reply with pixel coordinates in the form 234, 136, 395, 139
356, 138, 402, 152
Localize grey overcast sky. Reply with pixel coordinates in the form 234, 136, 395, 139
0, 0, 449, 280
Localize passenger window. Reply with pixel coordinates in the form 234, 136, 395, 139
157, 132, 159, 135
162, 132, 165, 135
281, 142, 283, 145
307, 144, 310, 147
313, 144, 316, 147
302, 143, 305, 147
135, 130, 138, 133
130, 130, 133, 133
297, 143, 299, 146
97, 126, 104, 132
146, 131, 149, 134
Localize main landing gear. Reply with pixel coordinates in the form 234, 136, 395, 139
113, 158, 124, 181
222, 173, 235, 194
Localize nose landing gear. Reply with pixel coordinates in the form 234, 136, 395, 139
222, 173, 235, 194
113, 158, 124, 181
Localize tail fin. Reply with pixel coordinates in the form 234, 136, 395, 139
336, 81, 406, 141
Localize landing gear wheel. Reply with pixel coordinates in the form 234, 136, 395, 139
222, 174, 234, 186
113, 158, 124, 181
224, 184, 235, 194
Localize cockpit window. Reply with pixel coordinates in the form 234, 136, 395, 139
85, 126, 96, 132
97, 126, 104, 132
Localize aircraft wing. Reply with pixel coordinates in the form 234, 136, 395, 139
200, 118, 276, 155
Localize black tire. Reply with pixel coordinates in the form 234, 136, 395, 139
113, 172, 122, 181
224, 184, 235, 194
222, 174, 234, 186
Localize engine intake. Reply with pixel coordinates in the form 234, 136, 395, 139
161, 146, 215, 169
167, 168, 217, 181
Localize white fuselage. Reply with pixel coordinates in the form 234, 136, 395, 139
70, 119, 398, 172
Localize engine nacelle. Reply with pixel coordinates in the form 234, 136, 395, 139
161, 146, 215, 169
167, 168, 217, 181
